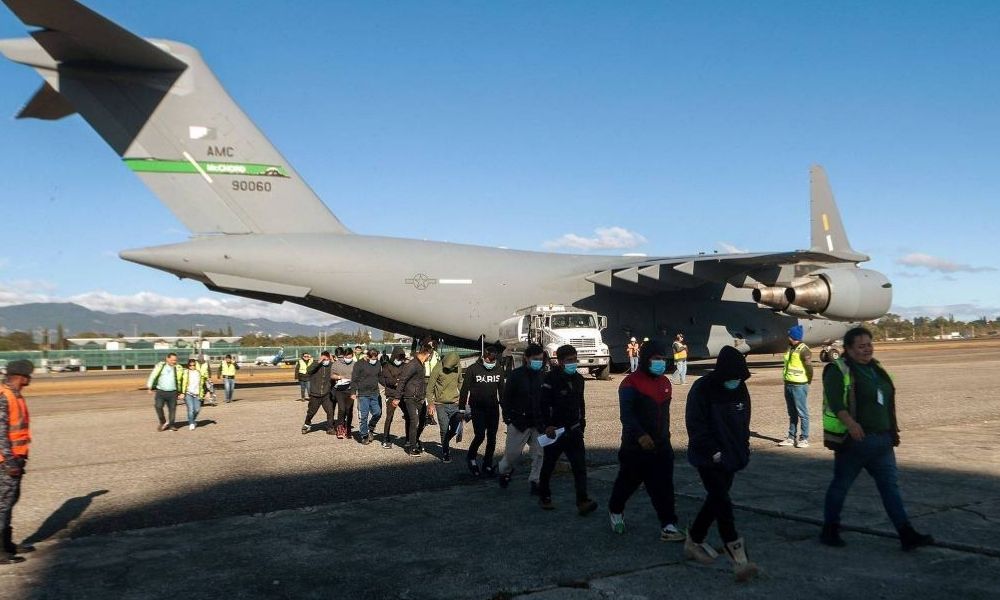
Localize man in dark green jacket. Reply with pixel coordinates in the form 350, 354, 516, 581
820, 327, 933, 551
429, 351, 462, 462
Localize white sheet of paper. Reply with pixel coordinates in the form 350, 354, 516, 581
538, 427, 566, 447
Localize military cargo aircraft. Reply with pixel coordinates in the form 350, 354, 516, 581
1, 0, 892, 369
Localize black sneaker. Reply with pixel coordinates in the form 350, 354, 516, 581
0, 554, 25, 565
407, 446, 423, 456
539, 496, 555, 510
381, 439, 392, 449
441, 451, 452, 463
467, 460, 481, 477
577, 498, 598, 516
899, 526, 934, 551
361, 435, 372, 445
301, 424, 311, 435
499, 472, 512, 488
482, 465, 496, 478
820, 523, 846, 547
530, 481, 540, 496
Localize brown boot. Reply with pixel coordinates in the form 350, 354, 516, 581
723, 538, 759, 582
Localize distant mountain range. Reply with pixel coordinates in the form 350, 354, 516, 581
0, 303, 359, 338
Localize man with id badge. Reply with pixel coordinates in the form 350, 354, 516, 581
820, 327, 934, 551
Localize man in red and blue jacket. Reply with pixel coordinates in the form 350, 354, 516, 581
607, 339, 685, 541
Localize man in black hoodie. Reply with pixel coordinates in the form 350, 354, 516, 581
608, 339, 684, 541
378, 348, 407, 449
397, 343, 431, 455
536, 344, 598, 515
684, 346, 758, 581
460, 345, 505, 477
497, 343, 545, 492
302, 351, 335, 435
350, 348, 383, 445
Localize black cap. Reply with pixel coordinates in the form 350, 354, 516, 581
6, 360, 34, 378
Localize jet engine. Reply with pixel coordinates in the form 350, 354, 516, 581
784, 268, 892, 321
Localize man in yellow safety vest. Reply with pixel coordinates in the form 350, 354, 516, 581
778, 325, 812, 448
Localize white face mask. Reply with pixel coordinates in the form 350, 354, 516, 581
343, 357, 353, 364
393, 359, 402, 366
368, 359, 378, 365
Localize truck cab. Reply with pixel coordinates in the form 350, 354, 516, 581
499, 305, 611, 380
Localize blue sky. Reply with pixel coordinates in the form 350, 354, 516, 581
1, 0, 998, 324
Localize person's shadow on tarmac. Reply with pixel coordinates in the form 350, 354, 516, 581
22, 489, 110, 545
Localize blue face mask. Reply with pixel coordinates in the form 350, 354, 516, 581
563, 363, 578, 375
723, 379, 740, 390
483, 361, 496, 370
528, 359, 544, 371
649, 359, 667, 376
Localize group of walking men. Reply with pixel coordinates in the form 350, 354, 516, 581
146, 353, 241, 431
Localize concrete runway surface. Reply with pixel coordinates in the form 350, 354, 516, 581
2, 341, 999, 599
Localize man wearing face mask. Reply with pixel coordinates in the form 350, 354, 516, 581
684, 346, 758, 582
351, 348, 383, 445
331, 348, 356, 440
302, 351, 335, 435
460, 345, 505, 476
398, 343, 433, 455
536, 345, 597, 515
608, 339, 685, 541
429, 350, 463, 462
378, 348, 408, 449
497, 344, 545, 493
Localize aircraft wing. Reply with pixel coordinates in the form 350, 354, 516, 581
585, 165, 872, 295
583, 249, 863, 295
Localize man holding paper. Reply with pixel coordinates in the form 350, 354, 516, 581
536, 345, 597, 515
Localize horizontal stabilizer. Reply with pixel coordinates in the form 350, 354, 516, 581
3, 0, 186, 71
17, 81, 75, 119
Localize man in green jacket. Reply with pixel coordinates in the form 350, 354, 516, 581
428, 351, 462, 462
820, 327, 933, 551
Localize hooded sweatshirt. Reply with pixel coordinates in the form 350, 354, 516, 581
379, 352, 407, 400
685, 346, 752, 472
618, 339, 673, 453
350, 358, 382, 396
429, 352, 462, 404
459, 360, 504, 411
306, 359, 334, 397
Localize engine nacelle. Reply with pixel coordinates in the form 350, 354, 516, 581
751, 286, 790, 311
785, 268, 892, 321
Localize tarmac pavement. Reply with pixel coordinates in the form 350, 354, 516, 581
2, 342, 998, 599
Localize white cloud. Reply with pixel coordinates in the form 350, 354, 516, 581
896, 253, 996, 274
892, 303, 1000, 321
717, 242, 749, 254
0, 281, 341, 326
543, 227, 647, 251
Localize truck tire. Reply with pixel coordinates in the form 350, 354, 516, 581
594, 364, 611, 381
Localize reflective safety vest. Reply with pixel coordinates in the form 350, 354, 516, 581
149, 362, 183, 391
822, 358, 894, 443
782, 343, 810, 383
221, 362, 238, 377
673, 343, 687, 361
424, 351, 440, 377
180, 369, 209, 400
1, 385, 30, 461
297, 359, 313, 375
198, 361, 211, 380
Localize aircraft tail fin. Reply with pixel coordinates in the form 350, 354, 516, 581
1, 0, 351, 235
808, 165, 867, 262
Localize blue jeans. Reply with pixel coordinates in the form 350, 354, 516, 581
357, 395, 382, 436
784, 383, 810, 440
823, 432, 909, 530
629, 357, 638, 372
674, 360, 687, 384
299, 379, 309, 399
223, 377, 235, 402
185, 393, 201, 425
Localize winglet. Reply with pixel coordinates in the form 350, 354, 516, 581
809, 165, 869, 262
